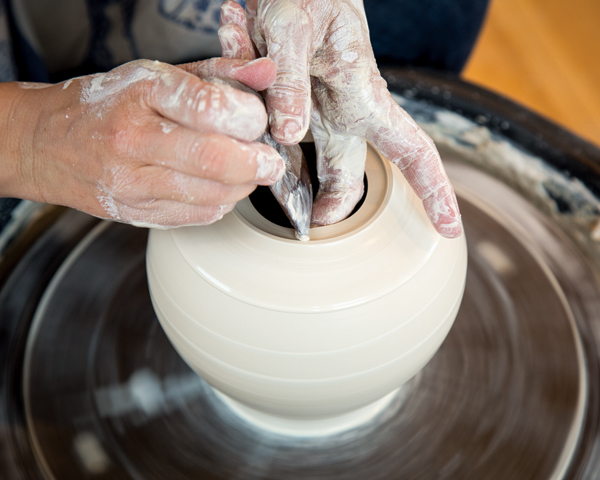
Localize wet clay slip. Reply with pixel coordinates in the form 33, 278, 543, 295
146, 143, 468, 436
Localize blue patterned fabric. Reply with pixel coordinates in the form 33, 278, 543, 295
0, 0, 16, 81
1, 0, 485, 82
158, 0, 232, 34
3, 0, 242, 82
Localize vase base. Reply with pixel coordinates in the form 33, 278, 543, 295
213, 388, 400, 437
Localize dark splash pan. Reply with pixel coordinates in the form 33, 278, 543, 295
1, 68, 600, 479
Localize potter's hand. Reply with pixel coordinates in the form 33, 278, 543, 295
227, 0, 461, 237
0, 58, 284, 228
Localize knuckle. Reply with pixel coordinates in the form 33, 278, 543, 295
189, 82, 223, 116
187, 82, 243, 130
186, 80, 267, 139
192, 137, 230, 180
263, 2, 306, 31
269, 72, 310, 96
102, 165, 162, 211
124, 59, 154, 71
110, 127, 131, 156
109, 117, 143, 158
198, 58, 220, 78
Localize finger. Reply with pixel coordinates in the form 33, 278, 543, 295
219, 24, 256, 61
310, 104, 367, 226
366, 96, 462, 238
144, 66, 269, 142
220, 0, 246, 27
112, 200, 237, 228
245, 0, 267, 57
310, 141, 366, 226
178, 57, 276, 92
135, 121, 285, 186
128, 166, 257, 207
219, 1, 256, 61
220, 1, 259, 61
261, 3, 313, 145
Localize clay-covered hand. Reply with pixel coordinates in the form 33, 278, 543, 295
0, 57, 284, 228
223, 0, 462, 237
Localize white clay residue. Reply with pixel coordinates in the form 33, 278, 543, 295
89, 74, 107, 94
81, 61, 178, 117
164, 77, 190, 111
86, 65, 270, 228
256, 0, 312, 141
201, 76, 269, 140
259, 132, 311, 236
160, 121, 177, 134
295, 232, 310, 242
96, 184, 121, 222
17, 82, 51, 89
252, 143, 284, 183
285, 185, 310, 235
218, 27, 240, 59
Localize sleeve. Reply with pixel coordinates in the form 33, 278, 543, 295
0, 0, 17, 81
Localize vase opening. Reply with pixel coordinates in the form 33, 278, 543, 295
238, 143, 392, 242
248, 142, 369, 230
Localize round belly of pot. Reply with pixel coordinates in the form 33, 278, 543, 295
146, 143, 468, 436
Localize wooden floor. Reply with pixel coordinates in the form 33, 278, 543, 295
463, 0, 600, 148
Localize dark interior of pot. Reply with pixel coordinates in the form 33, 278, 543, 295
249, 142, 368, 229
2, 67, 600, 479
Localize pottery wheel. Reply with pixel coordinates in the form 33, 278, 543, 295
16, 155, 596, 480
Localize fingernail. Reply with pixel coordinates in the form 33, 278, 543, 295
255, 146, 285, 184
220, 0, 244, 26
271, 115, 304, 144
235, 59, 277, 90
234, 58, 259, 72
310, 189, 361, 226
239, 58, 265, 68
220, 3, 233, 25
235, 58, 276, 75
440, 195, 463, 238
439, 218, 463, 238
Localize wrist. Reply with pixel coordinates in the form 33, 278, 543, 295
0, 82, 47, 201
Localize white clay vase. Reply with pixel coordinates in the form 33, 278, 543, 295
146, 143, 468, 436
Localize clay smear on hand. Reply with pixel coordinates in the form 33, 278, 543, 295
79, 59, 282, 229
218, 3, 313, 239
245, 0, 462, 237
